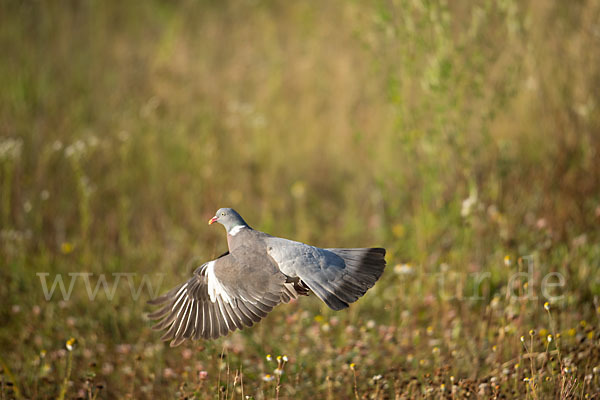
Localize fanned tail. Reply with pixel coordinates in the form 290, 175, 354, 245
305, 247, 386, 311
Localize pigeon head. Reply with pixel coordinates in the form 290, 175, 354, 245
208, 208, 248, 233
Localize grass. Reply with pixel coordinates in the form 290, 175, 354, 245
1, 0, 600, 398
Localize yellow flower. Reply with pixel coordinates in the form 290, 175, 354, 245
504, 255, 511, 266
66, 337, 76, 351
61, 242, 74, 254
266, 354, 272, 361
392, 224, 405, 238
350, 363, 356, 370
544, 302, 550, 311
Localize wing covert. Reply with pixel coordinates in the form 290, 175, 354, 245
147, 251, 295, 346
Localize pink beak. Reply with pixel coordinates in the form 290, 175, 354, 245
208, 216, 218, 225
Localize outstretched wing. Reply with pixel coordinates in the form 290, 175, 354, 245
147, 249, 296, 346
266, 237, 386, 311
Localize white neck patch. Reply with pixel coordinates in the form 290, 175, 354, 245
228, 225, 246, 236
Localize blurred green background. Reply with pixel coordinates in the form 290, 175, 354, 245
1, 0, 600, 398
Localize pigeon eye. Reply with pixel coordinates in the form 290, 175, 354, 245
221, 212, 225, 216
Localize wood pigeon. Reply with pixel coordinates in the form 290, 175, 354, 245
148, 208, 386, 346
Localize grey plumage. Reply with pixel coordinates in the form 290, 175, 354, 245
148, 208, 386, 346
148, 248, 292, 346
266, 239, 385, 310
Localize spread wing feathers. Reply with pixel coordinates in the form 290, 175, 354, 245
147, 252, 291, 346
267, 240, 386, 311
281, 283, 297, 303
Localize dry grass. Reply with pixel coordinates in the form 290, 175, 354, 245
1, 0, 600, 398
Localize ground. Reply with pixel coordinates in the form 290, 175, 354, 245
1, 0, 600, 398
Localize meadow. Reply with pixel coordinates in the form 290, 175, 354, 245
1, 0, 600, 398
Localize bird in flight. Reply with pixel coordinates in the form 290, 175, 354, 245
148, 208, 386, 346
